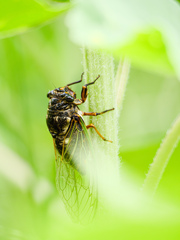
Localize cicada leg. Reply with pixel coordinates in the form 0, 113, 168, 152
83, 108, 114, 142
67, 72, 84, 86
82, 108, 114, 116
73, 74, 101, 105
86, 124, 112, 143
80, 75, 100, 103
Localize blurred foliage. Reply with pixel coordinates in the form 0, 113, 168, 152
66, 0, 180, 79
0, 0, 180, 240
51, 0, 70, 2
0, 0, 71, 39
115, 29, 175, 76
0, 15, 82, 179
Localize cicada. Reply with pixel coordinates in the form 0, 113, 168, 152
46, 73, 114, 222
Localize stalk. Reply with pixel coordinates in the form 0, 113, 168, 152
82, 48, 134, 209
115, 58, 130, 117
143, 115, 180, 196
82, 47, 119, 169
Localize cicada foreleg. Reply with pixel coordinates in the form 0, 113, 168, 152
73, 74, 100, 105
81, 75, 100, 103
67, 72, 84, 87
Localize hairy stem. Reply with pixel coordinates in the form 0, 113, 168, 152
143, 115, 180, 196
82, 47, 119, 168
81, 48, 134, 209
115, 58, 130, 117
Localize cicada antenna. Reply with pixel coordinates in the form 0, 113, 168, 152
50, 80, 56, 89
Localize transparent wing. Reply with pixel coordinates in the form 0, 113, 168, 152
55, 119, 98, 223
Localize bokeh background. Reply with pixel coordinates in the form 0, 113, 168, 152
0, 0, 180, 239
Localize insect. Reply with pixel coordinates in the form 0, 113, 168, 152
46, 73, 114, 222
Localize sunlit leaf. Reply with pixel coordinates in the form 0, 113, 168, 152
66, 0, 180, 77
0, 0, 71, 38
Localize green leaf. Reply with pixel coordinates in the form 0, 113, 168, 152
51, 0, 70, 2
114, 29, 175, 76
66, 0, 180, 77
0, 0, 71, 39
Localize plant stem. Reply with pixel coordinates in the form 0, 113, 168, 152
142, 114, 180, 196
82, 49, 134, 209
115, 58, 130, 117
82, 47, 119, 168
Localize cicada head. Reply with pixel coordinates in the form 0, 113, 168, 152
47, 86, 76, 103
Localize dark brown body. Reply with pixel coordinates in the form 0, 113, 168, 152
46, 85, 87, 166
46, 74, 114, 161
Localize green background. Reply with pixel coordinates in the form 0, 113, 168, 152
0, 0, 180, 239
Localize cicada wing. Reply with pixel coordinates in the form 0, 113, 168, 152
55, 120, 98, 223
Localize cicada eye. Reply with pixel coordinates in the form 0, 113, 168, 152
47, 90, 54, 98
65, 95, 74, 102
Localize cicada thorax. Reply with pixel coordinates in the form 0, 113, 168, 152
47, 87, 76, 139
